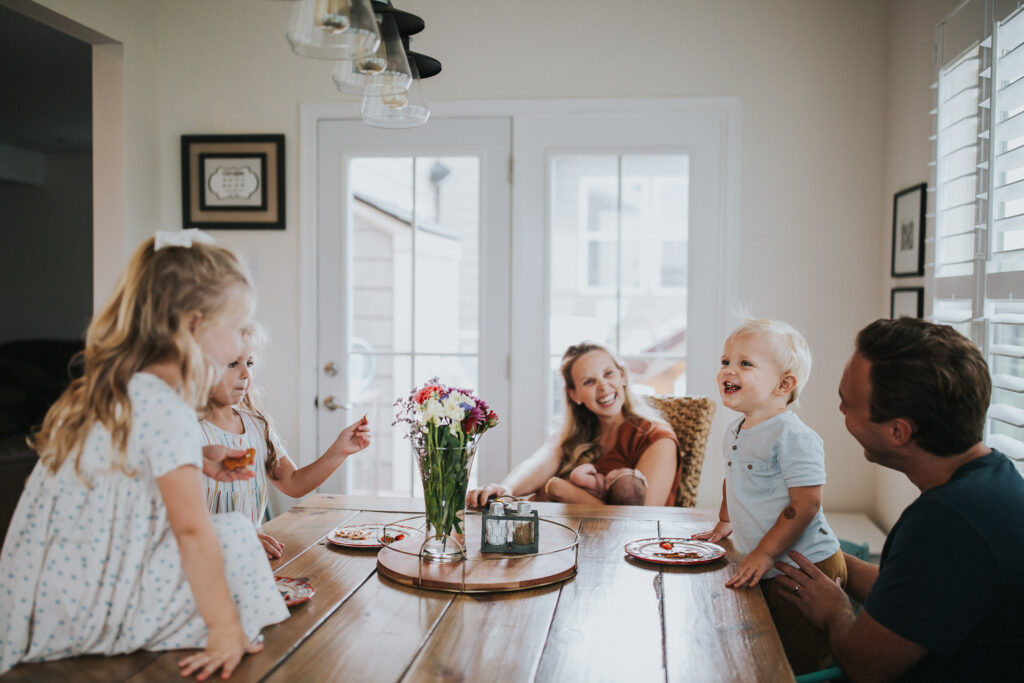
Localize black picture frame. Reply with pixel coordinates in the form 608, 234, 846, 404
890, 286, 924, 319
181, 134, 285, 230
891, 183, 926, 277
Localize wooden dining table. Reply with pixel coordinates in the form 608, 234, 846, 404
3, 494, 794, 682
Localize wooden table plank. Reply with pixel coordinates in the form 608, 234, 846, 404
265, 505, 362, 572
535, 518, 667, 682
400, 517, 584, 683
127, 511, 407, 682
658, 520, 793, 683
297, 494, 721, 523
1, 652, 159, 682
265, 573, 453, 682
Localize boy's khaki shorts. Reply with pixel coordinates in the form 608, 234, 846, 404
760, 549, 848, 675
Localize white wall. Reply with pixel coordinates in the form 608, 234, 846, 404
33, 0, 895, 514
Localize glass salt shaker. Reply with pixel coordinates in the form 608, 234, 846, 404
487, 500, 506, 546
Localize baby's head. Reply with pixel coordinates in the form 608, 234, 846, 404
605, 468, 647, 506
721, 318, 811, 409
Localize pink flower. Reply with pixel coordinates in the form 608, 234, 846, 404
414, 384, 442, 404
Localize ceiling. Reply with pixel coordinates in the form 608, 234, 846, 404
0, 4, 91, 153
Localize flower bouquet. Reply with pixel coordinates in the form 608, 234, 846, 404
394, 379, 499, 561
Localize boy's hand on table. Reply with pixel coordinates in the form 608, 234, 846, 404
691, 520, 732, 543
725, 549, 774, 588
202, 445, 256, 482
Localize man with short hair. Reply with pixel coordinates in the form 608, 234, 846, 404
774, 318, 1024, 681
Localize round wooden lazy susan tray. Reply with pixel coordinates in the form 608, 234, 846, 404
376, 513, 579, 593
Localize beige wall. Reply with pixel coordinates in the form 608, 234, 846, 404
33, 0, 904, 516
875, 0, 965, 530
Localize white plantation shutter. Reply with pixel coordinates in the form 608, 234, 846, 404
986, 7, 1024, 472
933, 2, 1024, 473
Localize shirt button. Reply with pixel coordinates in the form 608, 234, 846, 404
727, 461, 732, 466
747, 464, 753, 470
732, 445, 737, 450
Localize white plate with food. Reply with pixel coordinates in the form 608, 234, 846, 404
326, 523, 421, 548
624, 538, 726, 566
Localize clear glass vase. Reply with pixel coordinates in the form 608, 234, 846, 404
414, 436, 479, 562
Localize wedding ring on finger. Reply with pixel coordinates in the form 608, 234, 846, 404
792, 583, 801, 593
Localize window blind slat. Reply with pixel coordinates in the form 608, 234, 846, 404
992, 373, 1024, 392
995, 143, 1024, 175
988, 403, 1024, 427
990, 343, 1024, 358
989, 433, 1024, 461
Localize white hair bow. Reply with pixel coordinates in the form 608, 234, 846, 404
154, 229, 216, 251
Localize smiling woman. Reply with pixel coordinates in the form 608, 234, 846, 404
467, 341, 683, 508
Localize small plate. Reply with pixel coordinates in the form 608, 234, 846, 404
624, 538, 726, 566
326, 523, 421, 548
275, 576, 314, 607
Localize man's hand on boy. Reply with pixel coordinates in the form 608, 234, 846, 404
725, 549, 774, 588
201, 445, 256, 482
691, 520, 732, 543
774, 550, 849, 630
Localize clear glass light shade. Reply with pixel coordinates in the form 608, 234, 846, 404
361, 57, 430, 128
286, 0, 381, 60
332, 14, 413, 95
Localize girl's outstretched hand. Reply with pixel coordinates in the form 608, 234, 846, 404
177, 623, 262, 680
335, 415, 371, 455
202, 445, 256, 483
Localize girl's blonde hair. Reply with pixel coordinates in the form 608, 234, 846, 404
725, 318, 812, 406
555, 342, 667, 477
201, 322, 281, 478
32, 236, 254, 477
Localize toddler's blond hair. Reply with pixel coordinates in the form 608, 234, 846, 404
725, 318, 811, 406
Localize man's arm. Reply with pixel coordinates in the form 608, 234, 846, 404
824, 608, 929, 682
775, 551, 928, 682
843, 551, 879, 605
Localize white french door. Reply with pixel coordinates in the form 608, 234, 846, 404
316, 117, 511, 495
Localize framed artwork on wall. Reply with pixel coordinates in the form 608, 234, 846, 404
891, 182, 926, 277
891, 286, 924, 319
181, 134, 285, 230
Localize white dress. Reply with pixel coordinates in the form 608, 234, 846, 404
0, 373, 289, 674
200, 411, 284, 527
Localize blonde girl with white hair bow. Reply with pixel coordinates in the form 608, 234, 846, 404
0, 233, 288, 679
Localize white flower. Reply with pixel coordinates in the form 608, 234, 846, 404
420, 398, 445, 425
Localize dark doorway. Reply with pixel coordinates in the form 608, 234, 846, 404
0, 4, 92, 540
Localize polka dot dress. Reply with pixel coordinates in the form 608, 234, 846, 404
0, 373, 289, 673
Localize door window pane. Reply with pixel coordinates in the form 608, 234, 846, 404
549, 154, 689, 421
345, 156, 483, 496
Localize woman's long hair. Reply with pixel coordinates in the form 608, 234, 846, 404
555, 342, 666, 477
32, 237, 254, 478
201, 322, 281, 478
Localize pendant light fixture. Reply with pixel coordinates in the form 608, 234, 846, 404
284, 0, 441, 128
361, 51, 430, 128
286, 0, 381, 60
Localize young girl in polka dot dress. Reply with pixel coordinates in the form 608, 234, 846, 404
0, 232, 289, 679
199, 323, 370, 559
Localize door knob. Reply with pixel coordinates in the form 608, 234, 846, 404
324, 361, 338, 377
323, 396, 349, 411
